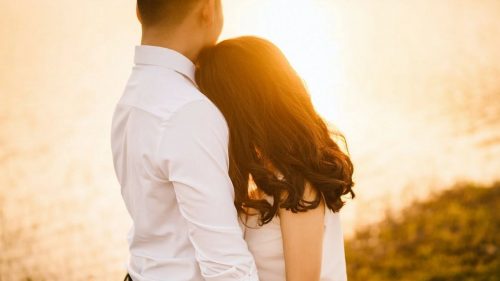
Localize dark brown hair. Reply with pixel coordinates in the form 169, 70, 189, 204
195, 36, 355, 225
137, 0, 200, 27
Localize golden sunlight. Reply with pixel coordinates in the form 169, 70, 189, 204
221, 0, 344, 123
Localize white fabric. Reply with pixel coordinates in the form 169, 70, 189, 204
243, 198, 348, 281
111, 45, 259, 281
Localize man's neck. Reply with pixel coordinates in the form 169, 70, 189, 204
141, 28, 201, 63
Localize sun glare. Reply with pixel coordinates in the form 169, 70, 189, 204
221, 0, 344, 124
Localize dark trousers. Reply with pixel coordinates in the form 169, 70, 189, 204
124, 273, 133, 281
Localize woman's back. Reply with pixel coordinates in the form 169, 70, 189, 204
196, 36, 355, 281
242, 200, 348, 281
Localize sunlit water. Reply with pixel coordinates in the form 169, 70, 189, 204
1, 0, 499, 280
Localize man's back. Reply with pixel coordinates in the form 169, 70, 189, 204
111, 45, 258, 281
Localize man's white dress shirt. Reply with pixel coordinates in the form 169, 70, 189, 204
111, 45, 259, 281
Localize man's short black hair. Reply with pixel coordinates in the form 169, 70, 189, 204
137, 0, 201, 27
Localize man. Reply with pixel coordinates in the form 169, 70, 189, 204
110, 1, 259, 280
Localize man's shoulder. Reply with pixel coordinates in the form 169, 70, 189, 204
162, 79, 226, 129
120, 67, 220, 122
169, 98, 228, 131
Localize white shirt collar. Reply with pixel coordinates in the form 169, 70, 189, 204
134, 45, 196, 85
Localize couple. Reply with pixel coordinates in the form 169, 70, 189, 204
111, 1, 355, 281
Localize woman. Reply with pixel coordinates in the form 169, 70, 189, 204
195, 36, 355, 281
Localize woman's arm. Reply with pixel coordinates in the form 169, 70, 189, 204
279, 182, 325, 281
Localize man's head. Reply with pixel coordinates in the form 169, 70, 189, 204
137, 0, 224, 59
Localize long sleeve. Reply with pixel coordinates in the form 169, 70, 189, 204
156, 99, 259, 281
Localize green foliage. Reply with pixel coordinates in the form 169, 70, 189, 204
345, 182, 500, 281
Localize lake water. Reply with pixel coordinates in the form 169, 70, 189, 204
0, 0, 499, 280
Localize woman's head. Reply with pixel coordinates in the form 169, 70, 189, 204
195, 36, 355, 225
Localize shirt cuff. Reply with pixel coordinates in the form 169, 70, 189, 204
203, 261, 259, 281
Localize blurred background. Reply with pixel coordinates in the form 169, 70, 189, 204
0, 0, 499, 280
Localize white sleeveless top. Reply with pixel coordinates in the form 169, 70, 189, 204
241, 198, 348, 281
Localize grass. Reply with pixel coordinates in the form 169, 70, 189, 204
345, 181, 500, 281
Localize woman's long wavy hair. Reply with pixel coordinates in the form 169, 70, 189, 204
195, 36, 355, 225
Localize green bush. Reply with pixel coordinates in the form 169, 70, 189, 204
345, 182, 500, 281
